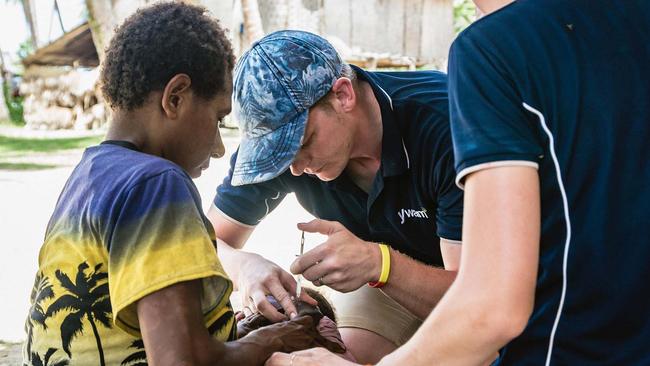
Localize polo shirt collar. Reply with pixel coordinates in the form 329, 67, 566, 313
351, 65, 410, 178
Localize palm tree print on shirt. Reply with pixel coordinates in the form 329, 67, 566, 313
25, 348, 69, 366
46, 262, 112, 366
25, 272, 55, 356
121, 339, 147, 366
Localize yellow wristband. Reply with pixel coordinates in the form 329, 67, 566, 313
368, 244, 391, 288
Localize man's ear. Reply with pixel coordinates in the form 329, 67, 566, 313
161, 74, 192, 119
331, 77, 355, 112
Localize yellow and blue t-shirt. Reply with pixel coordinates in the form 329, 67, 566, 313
24, 141, 235, 366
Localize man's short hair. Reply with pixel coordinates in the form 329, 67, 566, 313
100, 2, 235, 110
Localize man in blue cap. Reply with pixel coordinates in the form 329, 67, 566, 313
207, 30, 463, 363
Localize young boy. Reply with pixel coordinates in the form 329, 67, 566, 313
23, 3, 335, 366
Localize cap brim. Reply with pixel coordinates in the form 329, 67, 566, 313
231, 111, 308, 186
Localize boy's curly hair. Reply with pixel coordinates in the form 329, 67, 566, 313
100, 2, 235, 110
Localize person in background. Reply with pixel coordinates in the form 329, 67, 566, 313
266, 0, 650, 365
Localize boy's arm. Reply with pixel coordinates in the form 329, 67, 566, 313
137, 279, 332, 366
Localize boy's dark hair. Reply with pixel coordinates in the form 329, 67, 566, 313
304, 287, 336, 323
100, 2, 235, 110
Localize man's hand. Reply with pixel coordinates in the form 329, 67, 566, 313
238, 251, 317, 322
265, 348, 358, 366
291, 219, 381, 293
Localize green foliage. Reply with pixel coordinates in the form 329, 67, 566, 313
0, 131, 103, 171
2, 79, 24, 124
17, 38, 35, 61
453, 0, 477, 34
0, 161, 57, 170
0, 134, 103, 154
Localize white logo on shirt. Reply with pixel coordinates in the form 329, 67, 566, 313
397, 208, 429, 224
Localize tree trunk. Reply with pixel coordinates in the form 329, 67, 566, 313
87, 313, 106, 366
21, 0, 39, 48
0, 47, 9, 121
84, 0, 117, 63
241, 0, 265, 44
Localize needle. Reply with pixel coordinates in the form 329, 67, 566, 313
296, 231, 305, 299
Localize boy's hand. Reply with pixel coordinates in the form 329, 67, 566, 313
247, 315, 345, 354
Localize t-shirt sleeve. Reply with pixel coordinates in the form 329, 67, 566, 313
108, 170, 233, 338
213, 150, 287, 226
448, 30, 544, 189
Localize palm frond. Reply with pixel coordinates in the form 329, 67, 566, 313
129, 339, 144, 349
120, 350, 147, 365
86, 265, 104, 289
90, 283, 109, 300
30, 307, 48, 327
45, 295, 80, 318
43, 348, 57, 365
54, 271, 77, 294
92, 307, 112, 329
35, 282, 55, 303
30, 352, 43, 366
74, 262, 90, 295
89, 271, 108, 287
60, 310, 84, 357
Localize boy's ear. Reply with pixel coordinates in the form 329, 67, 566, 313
161, 74, 192, 119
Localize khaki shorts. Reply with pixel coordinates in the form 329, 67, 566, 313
323, 285, 422, 346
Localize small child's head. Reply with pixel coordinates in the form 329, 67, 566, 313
100, 2, 235, 177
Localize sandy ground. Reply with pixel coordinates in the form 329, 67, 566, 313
0, 129, 323, 363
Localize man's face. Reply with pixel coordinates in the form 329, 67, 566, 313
170, 83, 232, 178
289, 100, 354, 181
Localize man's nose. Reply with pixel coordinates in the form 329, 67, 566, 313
290, 154, 308, 176
211, 129, 225, 159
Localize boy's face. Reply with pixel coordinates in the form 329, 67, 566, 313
169, 82, 233, 178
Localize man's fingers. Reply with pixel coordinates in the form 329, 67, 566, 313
266, 348, 347, 366
298, 289, 318, 306
267, 280, 298, 319
290, 243, 330, 275
301, 260, 329, 282
264, 352, 290, 366
279, 270, 318, 307
297, 219, 341, 236
250, 291, 287, 323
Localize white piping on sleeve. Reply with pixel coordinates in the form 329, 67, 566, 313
522, 102, 572, 366
262, 191, 281, 221
401, 140, 411, 169
212, 204, 257, 229
455, 160, 539, 190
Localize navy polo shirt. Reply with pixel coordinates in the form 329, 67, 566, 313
214, 66, 463, 266
449, 1, 650, 365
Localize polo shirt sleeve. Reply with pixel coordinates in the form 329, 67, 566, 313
417, 107, 464, 242
213, 150, 288, 227
448, 30, 544, 189
432, 140, 464, 242
109, 170, 234, 339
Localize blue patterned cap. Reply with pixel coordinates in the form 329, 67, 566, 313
230, 30, 343, 186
